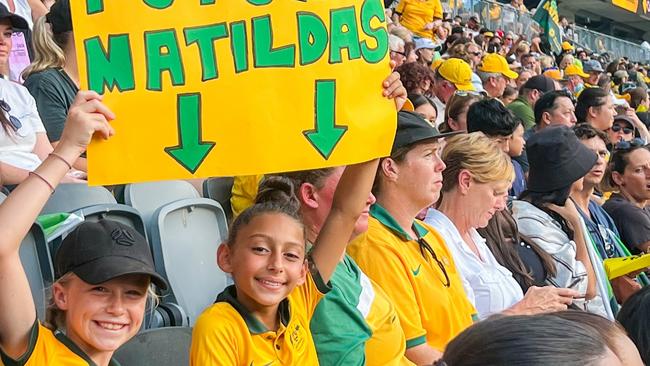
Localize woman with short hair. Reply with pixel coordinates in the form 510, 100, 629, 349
426, 132, 576, 319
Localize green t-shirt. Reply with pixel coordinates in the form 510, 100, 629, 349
310, 254, 411, 366
24, 68, 78, 142
507, 96, 535, 130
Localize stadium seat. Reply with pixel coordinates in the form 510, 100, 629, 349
124, 180, 200, 225
20, 224, 54, 321
0, 193, 53, 321
41, 184, 116, 214
145, 302, 189, 329
113, 327, 192, 366
202, 177, 235, 222
149, 198, 229, 325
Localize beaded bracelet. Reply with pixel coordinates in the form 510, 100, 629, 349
29, 171, 55, 194
49, 152, 72, 170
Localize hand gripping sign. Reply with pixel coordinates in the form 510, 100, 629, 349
72, 0, 396, 185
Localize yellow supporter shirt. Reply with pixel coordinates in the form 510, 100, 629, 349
347, 204, 477, 351
0, 322, 121, 366
395, 0, 443, 39
230, 175, 264, 219
190, 267, 330, 366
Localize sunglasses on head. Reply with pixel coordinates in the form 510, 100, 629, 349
453, 90, 485, 97
614, 137, 645, 151
0, 100, 22, 131
611, 123, 634, 135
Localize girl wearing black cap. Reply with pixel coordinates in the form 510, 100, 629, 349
511, 125, 613, 318
0, 91, 166, 366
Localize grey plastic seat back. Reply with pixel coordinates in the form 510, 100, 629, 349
41, 184, 116, 214
150, 198, 229, 325
113, 327, 192, 366
202, 177, 234, 222
1, 193, 53, 321
20, 224, 54, 321
124, 181, 200, 226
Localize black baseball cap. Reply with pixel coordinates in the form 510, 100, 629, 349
392, 111, 462, 154
527, 125, 597, 192
46, 0, 72, 34
55, 219, 168, 290
0, 4, 28, 29
523, 75, 556, 93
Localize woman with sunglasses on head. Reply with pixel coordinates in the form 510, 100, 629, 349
603, 141, 650, 255
0, 7, 84, 186
426, 133, 578, 319
348, 112, 476, 365
438, 91, 481, 133
0, 91, 168, 366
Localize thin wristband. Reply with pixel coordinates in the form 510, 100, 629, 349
29, 171, 55, 194
49, 152, 72, 170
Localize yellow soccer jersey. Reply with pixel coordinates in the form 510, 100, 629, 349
0, 321, 121, 366
348, 204, 476, 351
191, 269, 330, 366
395, 0, 443, 39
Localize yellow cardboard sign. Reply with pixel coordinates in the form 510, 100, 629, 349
604, 254, 650, 280
611, 0, 639, 12
71, 0, 395, 185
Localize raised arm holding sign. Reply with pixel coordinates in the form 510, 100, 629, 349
70, 0, 396, 185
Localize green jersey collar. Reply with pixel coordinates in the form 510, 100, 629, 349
216, 285, 291, 334
370, 203, 429, 241
54, 329, 121, 366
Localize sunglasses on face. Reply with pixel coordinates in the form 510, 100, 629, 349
0, 100, 22, 131
469, 51, 482, 56
614, 137, 645, 150
417, 237, 451, 287
611, 124, 633, 135
390, 50, 406, 58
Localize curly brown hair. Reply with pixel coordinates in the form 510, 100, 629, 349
395, 62, 434, 95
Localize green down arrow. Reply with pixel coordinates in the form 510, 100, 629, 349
303, 80, 348, 160
165, 93, 216, 174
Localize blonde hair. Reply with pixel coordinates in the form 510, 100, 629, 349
539, 55, 555, 70
44, 273, 160, 331
441, 132, 515, 193
22, 16, 68, 79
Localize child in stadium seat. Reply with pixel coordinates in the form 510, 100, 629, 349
0, 91, 167, 366
189, 159, 379, 365
190, 73, 406, 366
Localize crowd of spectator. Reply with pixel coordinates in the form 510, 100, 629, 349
2, 0, 650, 365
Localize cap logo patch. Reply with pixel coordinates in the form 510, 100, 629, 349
111, 228, 135, 246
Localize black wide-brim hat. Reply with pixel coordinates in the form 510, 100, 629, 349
0, 4, 28, 29
527, 125, 598, 193
392, 111, 463, 154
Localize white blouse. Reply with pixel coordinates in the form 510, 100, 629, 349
425, 209, 524, 319
0, 78, 46, 171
